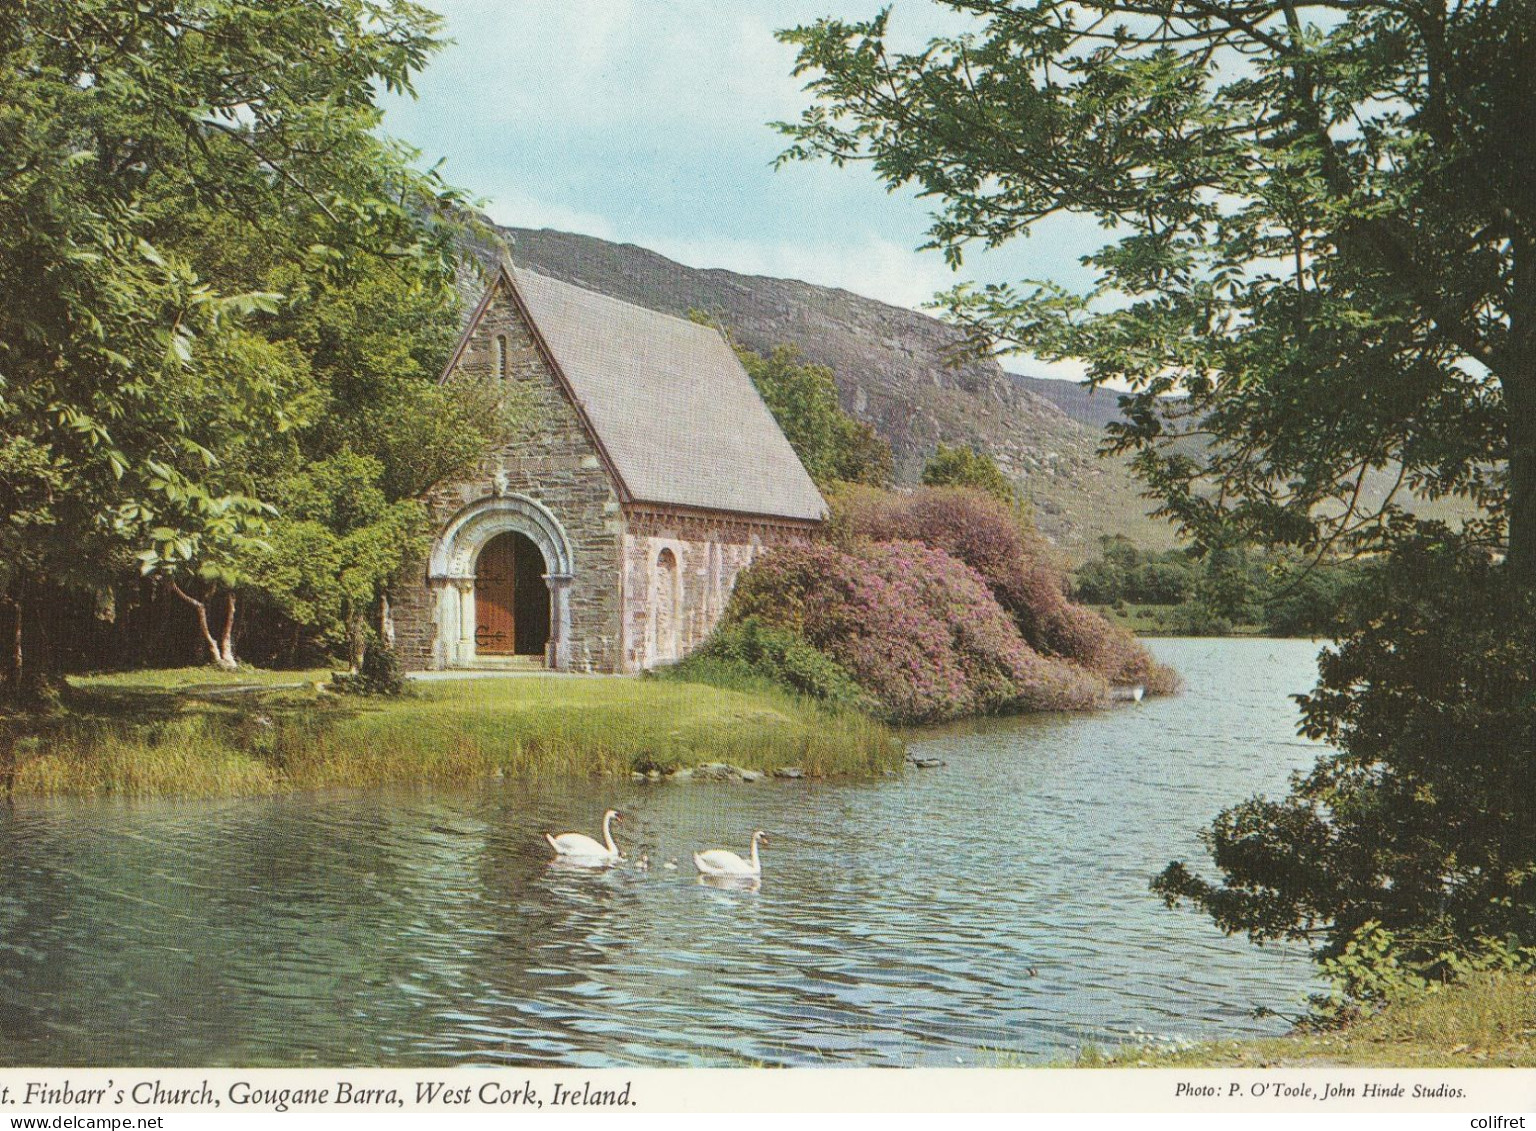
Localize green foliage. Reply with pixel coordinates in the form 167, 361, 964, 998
777, 2, 1533, 579
0, 0, 457, 554
1312, 922, 1435, 1022
689, 315, 892, 489
1309, 922, 1536, 1029
781, 14, 1536, 971
331, 630, 406, 697
920, 443, 1019, 507
740, 342, 892, 489
1076, 536, 1198, 608
232, 250, 518, 663
1075, 535, 1365, 637
246, 452, 428, 653
1261, 560, 1362, 639
256, 250, 514, 502
1153, 537, 1536, 987
665, 618, 873, 713
0, 0, 502, 671
1159, 602, 1235, 639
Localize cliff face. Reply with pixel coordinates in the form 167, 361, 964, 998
473, 225, 1176, 557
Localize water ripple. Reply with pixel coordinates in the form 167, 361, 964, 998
0, 638, 1323, 1066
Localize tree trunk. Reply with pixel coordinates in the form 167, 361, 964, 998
3, 584, 23, 789
348, 612, 366, 672
380, 591, 395, 649
1506, 365, 1536, 592
5, 591, 19, 689
166, 580, 238, 671
218, 591, 237, 669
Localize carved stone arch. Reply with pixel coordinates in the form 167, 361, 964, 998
427, 494, 575, 669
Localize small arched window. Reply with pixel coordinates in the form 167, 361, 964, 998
495, 334, 509, 380
651, 548, 681, 664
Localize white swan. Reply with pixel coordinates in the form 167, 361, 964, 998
545, 809, 622, 863
693, 830, 768, 877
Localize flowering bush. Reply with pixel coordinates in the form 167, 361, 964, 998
1036, 599, 1181, 696
832, 485, 1177, 694
728, 540, 1105, 722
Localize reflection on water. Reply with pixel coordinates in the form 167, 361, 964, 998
0, 639, 1327, 1066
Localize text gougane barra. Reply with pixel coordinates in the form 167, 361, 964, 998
9, 1080, 635, 1112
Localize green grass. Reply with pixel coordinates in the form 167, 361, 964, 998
0, 669, 901, 798
1051, 973, 1536, 1068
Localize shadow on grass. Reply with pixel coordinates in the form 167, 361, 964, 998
0, 676, 378, 798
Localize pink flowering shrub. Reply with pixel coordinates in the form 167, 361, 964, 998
832, 485, 1178, 695
727, 540, 1105, 723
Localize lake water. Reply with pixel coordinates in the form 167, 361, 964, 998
0, 638, 1328, 1067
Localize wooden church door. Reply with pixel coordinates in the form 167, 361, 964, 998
475, 532, 552, 659
475, 535, 518, 654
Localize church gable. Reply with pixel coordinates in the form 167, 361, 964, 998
391, 262, 822, 675
446, 263, 827, 523
442, 268, 622, 498
395, 269, 628, 673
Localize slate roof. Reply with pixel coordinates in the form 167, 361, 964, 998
457, 264, 827, 523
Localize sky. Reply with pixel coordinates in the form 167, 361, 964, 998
381, 0, 1103, 380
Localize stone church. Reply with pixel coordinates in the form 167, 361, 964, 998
389, 259, 827, 673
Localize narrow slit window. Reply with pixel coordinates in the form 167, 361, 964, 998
495, 334, 509, 380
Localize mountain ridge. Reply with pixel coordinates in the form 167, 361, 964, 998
471, 224, 1177, 557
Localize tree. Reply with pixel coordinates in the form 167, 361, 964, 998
777, 2, 1532, 582
245, 451, 427, 667
227, 239, 517, 668
1154, 536, 1536, 974
0, 0, 470, 679
920, 442, 1020, 506
777, 2, 1536, 976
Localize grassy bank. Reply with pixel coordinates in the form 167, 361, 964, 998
1062, 973, 1536, 1067
0, 668, 902, 798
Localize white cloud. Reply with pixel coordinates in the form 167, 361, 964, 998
390, 0, 1111, 385
420, 1, 807, 133
1005, 357, 1095, 384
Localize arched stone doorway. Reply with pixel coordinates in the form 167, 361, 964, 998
427, 494, 574, 669
474, 531, 552, 657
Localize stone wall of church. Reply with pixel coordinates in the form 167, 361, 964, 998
618, 506, 818, 673
390, 283, 626, 672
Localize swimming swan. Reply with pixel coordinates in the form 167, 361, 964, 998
545, 809, 622, 862
693, 830, 768, 877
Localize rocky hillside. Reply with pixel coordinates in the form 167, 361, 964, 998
473, 225, 1177, 558
1010, 372, 1133, 431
